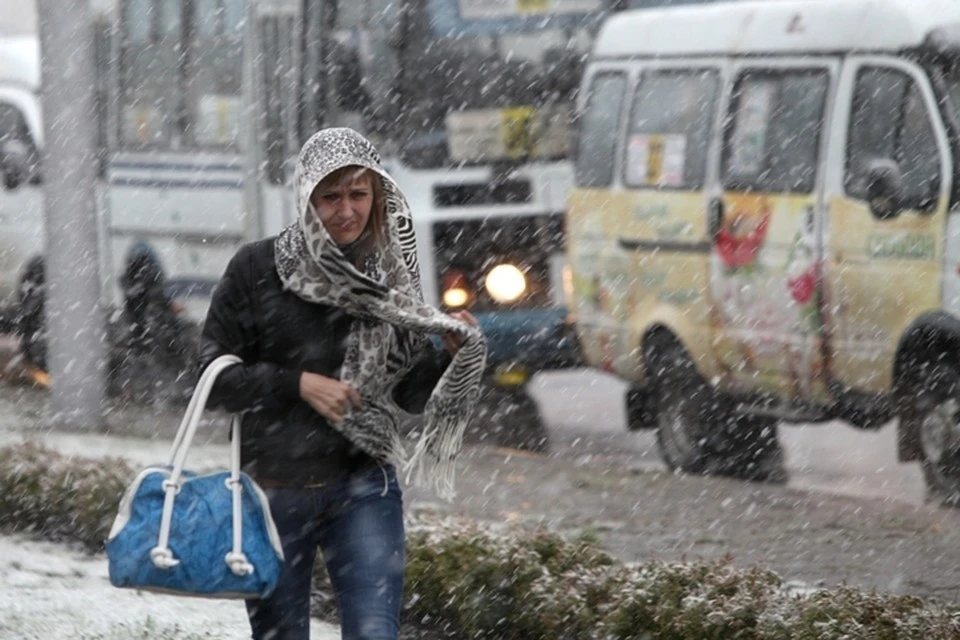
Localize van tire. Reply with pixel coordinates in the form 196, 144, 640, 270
904, 360, 960, 506
647, 333, 786, 483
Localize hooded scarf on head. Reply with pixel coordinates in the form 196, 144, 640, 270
274, 128, 486, 498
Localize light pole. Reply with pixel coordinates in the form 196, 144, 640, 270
36, 0, 106, 429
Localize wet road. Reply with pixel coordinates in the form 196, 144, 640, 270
529, 369, 927, 506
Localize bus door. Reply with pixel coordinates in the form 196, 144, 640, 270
709, 59, 837, 400
109, 0, 250, 314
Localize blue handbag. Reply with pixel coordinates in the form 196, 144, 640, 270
106, 355, 284, 599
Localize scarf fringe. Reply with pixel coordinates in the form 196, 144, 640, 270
400, 411, 469, 500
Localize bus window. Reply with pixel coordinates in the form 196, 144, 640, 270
624, 69, 718, 189
125, 0, 152, 43
159, 0, 182, 38
119, 0, 182, 147
575, 72, 626, 188
193, 0, 221, 37
723, 70, 828, 194
117, 0, 246, 149
258, 11, 297, 184
223, 0, 246, 33
187, 0, 244, 148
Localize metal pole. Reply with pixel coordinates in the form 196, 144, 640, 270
36, 0, 107, 429
320, 0, 338, 129
298, 0, 317, 140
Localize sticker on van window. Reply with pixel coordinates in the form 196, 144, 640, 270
729, 81, 775, 177
626, 134, 686, 186
660, 135, 687, 186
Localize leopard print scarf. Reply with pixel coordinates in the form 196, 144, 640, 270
275, 128, 486, 498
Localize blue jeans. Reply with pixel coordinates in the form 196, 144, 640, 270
246, 464, 405, 640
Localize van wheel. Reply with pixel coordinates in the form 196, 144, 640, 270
908, 363, 960, 506
648, 334, 786, 483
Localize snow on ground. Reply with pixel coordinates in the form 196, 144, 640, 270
0, 535, 341, 640
0, 431, 341, 639
0, 429, 231, 471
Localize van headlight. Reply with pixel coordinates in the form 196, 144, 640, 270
485, 263, 527, 303
441, 269, 472, 309
443, 286, 470, 308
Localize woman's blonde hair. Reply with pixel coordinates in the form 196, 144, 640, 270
314, 165, 386, 261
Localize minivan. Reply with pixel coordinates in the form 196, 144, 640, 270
567, 0, 960, 504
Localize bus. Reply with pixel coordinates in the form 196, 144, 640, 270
0, 0, 267, 318
0, 0, 605, 445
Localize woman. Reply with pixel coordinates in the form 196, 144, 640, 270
199, 128, 486, 640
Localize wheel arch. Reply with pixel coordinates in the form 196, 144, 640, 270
893, 311, 960, 461
631, 304, 717, 384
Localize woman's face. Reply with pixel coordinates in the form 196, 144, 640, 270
311, 172, 374, 246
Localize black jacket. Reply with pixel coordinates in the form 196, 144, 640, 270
199, 238, 450, 485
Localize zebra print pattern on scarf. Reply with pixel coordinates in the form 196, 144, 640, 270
274, 128, 487, 498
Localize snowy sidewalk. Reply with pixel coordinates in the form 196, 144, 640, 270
0, 430, 342, 639
0, 429, 232, 470
0, 535, 342, 640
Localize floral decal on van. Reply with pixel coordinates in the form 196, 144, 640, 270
715, 195, 772, 273
784, 224, 824, 333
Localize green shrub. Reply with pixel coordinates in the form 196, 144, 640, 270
0, 441, 132, 549
1, 443, 959, 640
403, 521, 619, 638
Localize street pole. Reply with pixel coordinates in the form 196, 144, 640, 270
36, 0, 106, 429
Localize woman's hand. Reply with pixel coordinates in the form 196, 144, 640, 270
441, 310, 479, 356
299, 372, 362, 424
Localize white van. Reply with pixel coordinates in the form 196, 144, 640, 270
567, 0, 960, 503
0, 34, 43, 301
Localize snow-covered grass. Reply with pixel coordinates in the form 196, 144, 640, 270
0, 431, 336, 639
0, 534, 340, 640
2, 436, 960, 639
0, 429, 230, 472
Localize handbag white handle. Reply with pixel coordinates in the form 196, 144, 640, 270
151, 354, 254, 576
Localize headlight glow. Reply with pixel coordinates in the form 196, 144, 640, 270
441, 269, 472, 308
443, 287, 470, 308
485, 263, 527, 303
562, 263, 574, 306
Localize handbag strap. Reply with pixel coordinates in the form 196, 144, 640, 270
151, 354, 255, 576
166, 354, 242, 470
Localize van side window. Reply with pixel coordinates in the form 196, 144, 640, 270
846, 68, 940, 211
575, 73, 626, 188
723, 70, 828, 193
624, 70, 718, 189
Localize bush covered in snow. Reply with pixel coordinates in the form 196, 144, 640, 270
400, 516, 960, 639
0, 441, 130, 549
2, 443, 959, 640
